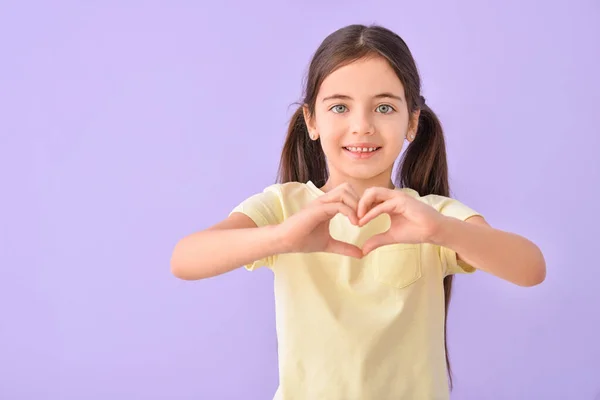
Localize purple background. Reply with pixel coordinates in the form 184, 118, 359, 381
2, 1, 599, 399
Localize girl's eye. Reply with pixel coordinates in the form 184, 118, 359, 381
330, 105, 347, 114
376, 104, 395, 114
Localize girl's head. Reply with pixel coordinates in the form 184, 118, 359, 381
304, 55, 417, 188
277, 23, 456, 388
278, 24, 448, 198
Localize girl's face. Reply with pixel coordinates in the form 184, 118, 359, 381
304, 56, 419, 188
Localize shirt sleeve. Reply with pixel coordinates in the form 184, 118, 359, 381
228, 184, 285, 270
426, 195, 483, 276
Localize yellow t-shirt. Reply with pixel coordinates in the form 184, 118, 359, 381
230, 181, 482, 400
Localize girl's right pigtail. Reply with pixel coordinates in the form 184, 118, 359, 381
277, 106, 327, 186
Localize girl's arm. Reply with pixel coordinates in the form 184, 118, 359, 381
170, 213, 283, 280
171, 183, 365, 281
432, 215, 546, 287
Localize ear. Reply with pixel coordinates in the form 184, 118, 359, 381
302, 104, 318, 140
407, 109, 420, 142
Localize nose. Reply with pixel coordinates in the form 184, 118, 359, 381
350, 109, 374, 136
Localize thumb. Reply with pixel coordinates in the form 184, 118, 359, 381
326, 239, 363, 259
362, 232, 395, 256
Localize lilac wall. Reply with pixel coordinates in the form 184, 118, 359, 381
2, 1, 599, 399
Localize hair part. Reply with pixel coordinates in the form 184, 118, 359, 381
276, 24, 456, 390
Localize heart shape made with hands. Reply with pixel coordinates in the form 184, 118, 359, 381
326, 185, 444, 257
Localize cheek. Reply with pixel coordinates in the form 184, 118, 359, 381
320, 136, 344, 158
385, 132, 405, 154
382, 117, 408, 140
316, 117, 346, 148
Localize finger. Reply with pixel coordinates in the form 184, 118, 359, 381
358, 199, 397, 226
362, 232, 395, 256
319, 202, 359, 225
357, 187, 395, 219
341, 191, 359, 213
320, 189, 359, 213
341, 182, 360, 202
327, 239, 363, 259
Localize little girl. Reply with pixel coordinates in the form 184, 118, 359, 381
171, 24, 546, 400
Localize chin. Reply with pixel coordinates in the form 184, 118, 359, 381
340, 165, 390, 180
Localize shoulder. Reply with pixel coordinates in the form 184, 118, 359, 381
257, 181, 315, 199
236, 181, 316, 209
401, 188, 483, 221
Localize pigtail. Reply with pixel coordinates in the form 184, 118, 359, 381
276, 106, 328, 186
398, 102, 449, 197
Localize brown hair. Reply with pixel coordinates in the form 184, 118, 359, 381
276, 24, 456, 389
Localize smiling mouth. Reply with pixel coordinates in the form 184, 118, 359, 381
343, 146, 382, 153
342, 146, 382, 160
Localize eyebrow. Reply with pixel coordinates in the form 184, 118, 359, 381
321, 93, 403, 102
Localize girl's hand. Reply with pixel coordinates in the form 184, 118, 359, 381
277, 183, 363, 258
357, 187, 446, 255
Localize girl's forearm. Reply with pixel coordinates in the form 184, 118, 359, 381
431, 217, 546, 287
170, 225, 283, 280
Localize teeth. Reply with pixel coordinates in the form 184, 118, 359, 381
346, 147, 378, 153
